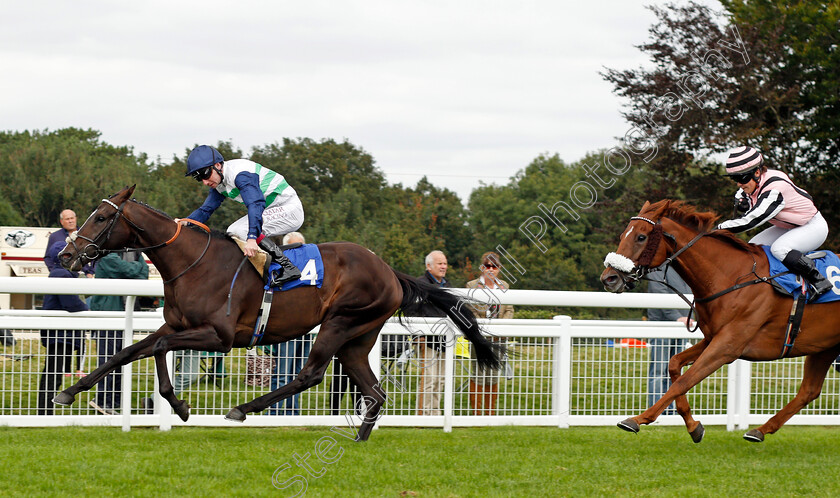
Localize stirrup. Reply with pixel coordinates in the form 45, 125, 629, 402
269, 262, 301, 286
810, 279, 833, 298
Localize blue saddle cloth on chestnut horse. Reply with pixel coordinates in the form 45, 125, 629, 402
761, 245, 840, 303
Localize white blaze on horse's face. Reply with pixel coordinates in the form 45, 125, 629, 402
623, 226, 634, 239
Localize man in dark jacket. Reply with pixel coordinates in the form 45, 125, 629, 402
38, 242, 89, 415
44, 209, 94, 277
88, 252, 149, 415
403, 250, 450, 416
647, 265, 692, 414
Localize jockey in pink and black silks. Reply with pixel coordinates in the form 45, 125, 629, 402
182, 145, 303, 284
716, 146, 832, 297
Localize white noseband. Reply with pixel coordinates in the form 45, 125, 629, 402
603, 252, 636, 273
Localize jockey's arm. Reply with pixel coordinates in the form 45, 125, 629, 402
717, 190, 784, 233
234, 171, 267, 241
186, 189, 224, 224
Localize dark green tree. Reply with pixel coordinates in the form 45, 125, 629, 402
385, 177, 473, 280
601, 1, 840, 236
0, 128, 150, 227
468, 151, 649, 293
0, 198, 24, 226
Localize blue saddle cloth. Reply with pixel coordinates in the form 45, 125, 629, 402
264, 243, 324, 291
761, 245, 840, 303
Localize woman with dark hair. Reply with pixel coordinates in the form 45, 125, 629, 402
465, 251, 513, 416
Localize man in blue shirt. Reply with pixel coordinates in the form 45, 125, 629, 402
647, 265, 692, 414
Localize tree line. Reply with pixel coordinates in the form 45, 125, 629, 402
0, 129, 648, 297
0, 2, 837, 318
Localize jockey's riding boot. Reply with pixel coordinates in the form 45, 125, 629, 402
783, 250, 834, 298
258, 238, 301, 285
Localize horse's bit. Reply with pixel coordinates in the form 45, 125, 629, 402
65, 197, 211, 284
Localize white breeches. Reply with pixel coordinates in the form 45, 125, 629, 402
226, 197, 305, 240
749, 212, 828, 261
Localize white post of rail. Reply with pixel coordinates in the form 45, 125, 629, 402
121, 296, 135, 432
443, 323, 455, 433
738, 360, 751, 430
726, 359, 738, 431
554, 316, 572, 428
369, 331, 382, 431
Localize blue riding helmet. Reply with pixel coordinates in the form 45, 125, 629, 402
185, 145, 224, 177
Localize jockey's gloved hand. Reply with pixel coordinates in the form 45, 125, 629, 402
733, 196, 750, 215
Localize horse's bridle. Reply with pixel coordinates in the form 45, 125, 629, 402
66, 198, 144, 266
604, 216, 705, 286
66, 197, 211, 284
604, 215, 708, 330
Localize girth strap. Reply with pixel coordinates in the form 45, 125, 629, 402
248, 288, 274, 348
780, 292, 807, 358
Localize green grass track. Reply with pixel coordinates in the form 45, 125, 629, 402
2, 425, 840, 497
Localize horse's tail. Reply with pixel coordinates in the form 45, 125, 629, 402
392, 270, 504, 369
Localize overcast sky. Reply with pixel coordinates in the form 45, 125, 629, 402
1, 1, 721, 201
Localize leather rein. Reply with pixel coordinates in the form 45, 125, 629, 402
618, 216, 789, 331
66, 198, 212, 284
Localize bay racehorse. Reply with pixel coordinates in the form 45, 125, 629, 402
54, 185, 503, 441
600, 200, 840, 443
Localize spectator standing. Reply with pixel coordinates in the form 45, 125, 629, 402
44, 209, 94, 277
466, 251, 513, 416
88, 251, 149, 415
45, 209, 93, 378
268, 231, 312, 415
404, 250, 450, 416
329, 360, 359, 415
647, 265, 692, 414
38, 242, 89, 415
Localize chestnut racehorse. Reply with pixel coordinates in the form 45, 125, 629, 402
600, 200, 840, 443
54, 185, 502, 441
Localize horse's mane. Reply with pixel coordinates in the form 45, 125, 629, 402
128, 198, 230, 240
130, 198, 172, 219
641, 199, 761, 254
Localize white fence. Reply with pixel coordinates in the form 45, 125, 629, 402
2, 277, 840, 432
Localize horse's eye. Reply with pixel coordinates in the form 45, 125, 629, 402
95, 215, 106, 222
636, 234, 647, 242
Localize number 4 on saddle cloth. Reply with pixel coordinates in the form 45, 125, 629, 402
762, 246, 840, 303
265, 243, 324, 291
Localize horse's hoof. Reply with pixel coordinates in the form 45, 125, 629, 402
225, 407, 246, 423
52, 392, 75, 406
617, 418, 640, 433
743, 429, 765, 443
174, 400, 190, 422
689, 422, 705, 443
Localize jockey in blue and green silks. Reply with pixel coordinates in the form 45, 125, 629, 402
182, 145, 303, 284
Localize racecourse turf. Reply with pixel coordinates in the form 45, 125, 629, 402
2, 425, 840, 497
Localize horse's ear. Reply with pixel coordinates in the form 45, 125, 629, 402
111, 184, 136, 202
639, 200, 651, 214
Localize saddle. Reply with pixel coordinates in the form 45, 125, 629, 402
231, 237, 268, 277
763, 247, 838, 303
760, 248, 838, 358
230, 237, 304, 279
